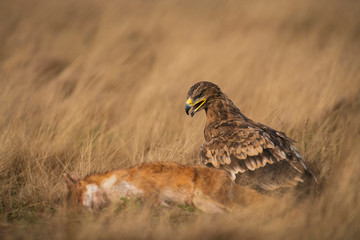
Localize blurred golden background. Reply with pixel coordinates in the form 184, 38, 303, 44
0, 0, 359, 239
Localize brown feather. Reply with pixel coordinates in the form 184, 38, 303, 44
255, 157, 264, 168
249, 158, 258, 169
238, 152, 247, 159
232, 161, 246, 173
244, 160, 255, 171
255, 146, 263, 154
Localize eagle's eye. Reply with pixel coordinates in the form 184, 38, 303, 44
195, 90, 205, 100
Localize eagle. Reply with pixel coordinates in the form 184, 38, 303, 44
185, 81, 317, 191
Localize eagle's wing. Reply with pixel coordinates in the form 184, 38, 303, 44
199, 124, 306, 183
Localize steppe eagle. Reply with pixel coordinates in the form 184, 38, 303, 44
185, 81, 317, 191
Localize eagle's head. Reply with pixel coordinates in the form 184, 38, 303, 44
185, 81, 222, 117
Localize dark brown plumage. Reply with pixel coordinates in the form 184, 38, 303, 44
185, 81, 317, 191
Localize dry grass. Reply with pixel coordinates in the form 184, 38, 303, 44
0, 0, 359, 239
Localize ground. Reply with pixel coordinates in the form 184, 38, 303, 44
0, 0, 359, 239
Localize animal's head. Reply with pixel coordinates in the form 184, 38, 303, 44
63, 173, 108, 212
185, 81, 222, 117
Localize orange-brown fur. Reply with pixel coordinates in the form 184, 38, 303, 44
64, 162, 266, 213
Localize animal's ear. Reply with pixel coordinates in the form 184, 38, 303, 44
63, 172, 80, 187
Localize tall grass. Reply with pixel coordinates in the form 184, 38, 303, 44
0, 0, 359, 239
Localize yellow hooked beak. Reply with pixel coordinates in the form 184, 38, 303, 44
185, 98, 206, 117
